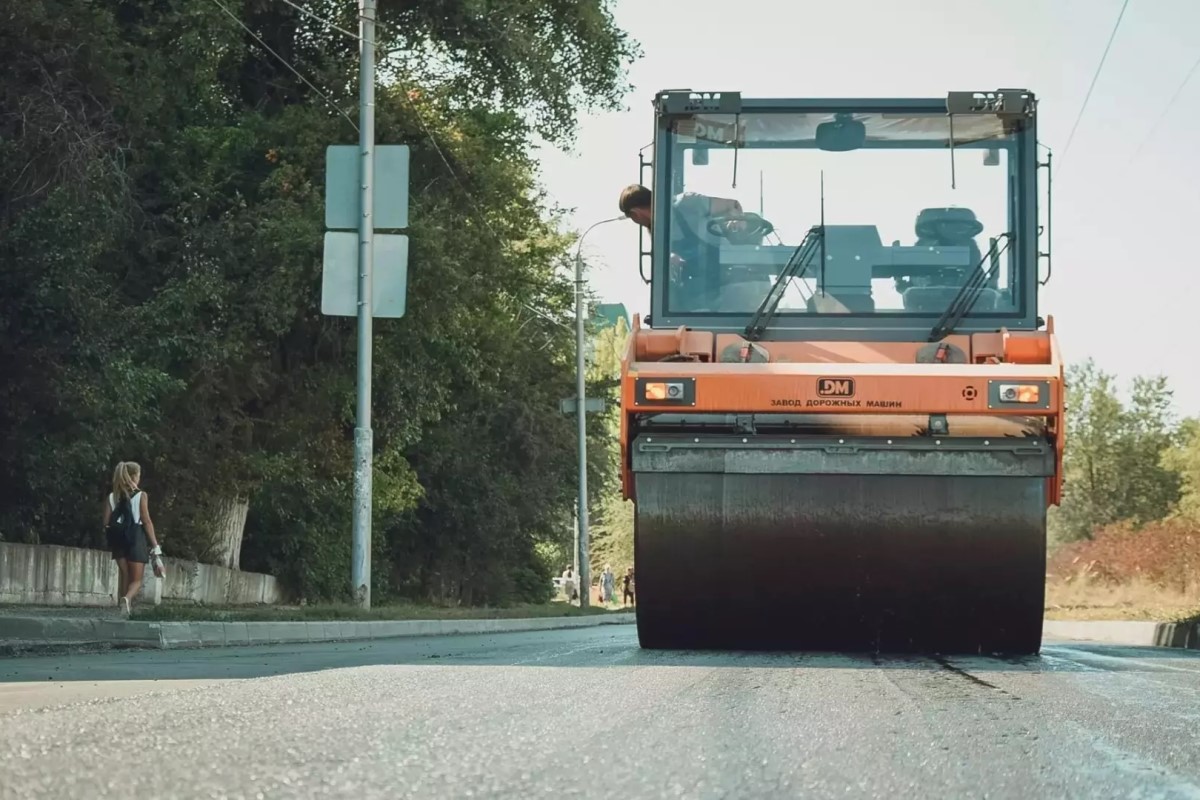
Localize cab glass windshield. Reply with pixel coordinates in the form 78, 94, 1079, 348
660, 111, 1022, 319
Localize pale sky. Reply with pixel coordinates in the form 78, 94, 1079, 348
534, 0, 1200, 416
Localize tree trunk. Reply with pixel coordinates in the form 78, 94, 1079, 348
212, 496, 249, 569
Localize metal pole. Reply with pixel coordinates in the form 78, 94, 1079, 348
573, 216, 624, 610
351, 0, 376, 609
573, 246, 589, 609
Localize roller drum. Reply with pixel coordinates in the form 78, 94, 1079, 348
632, 433, 1052, 655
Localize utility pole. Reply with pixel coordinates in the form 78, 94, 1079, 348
574, 242, 589, 608
573, 216, 624, 609
572, 501, 580, 578
351, 0, 376, 609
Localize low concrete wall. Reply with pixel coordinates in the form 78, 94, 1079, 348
158, 555, 283, 605
0, 542, 284, 607
0, 543, 114, 606
1043, 619, 1200, 649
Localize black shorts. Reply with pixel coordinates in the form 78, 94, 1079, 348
110, 525, 149, 564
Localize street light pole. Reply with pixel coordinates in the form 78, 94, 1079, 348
573, 215, 625, 609
351, 0, 376, 609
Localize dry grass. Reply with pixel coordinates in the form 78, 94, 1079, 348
1047, 519, 1200, 590
1044, 518, 1200, 622
1044, 575, 1200, 622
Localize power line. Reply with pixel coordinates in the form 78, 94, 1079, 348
208, 0, 359, 133
1056, 0, 1132, 176
262, 0, 571, 332
277, 0, 364, 43
1130, 49, 1200, 162
394, 84, 572, 330
274, 0, 512, 107
365, 15, 573, 331
262, 0, 532, 257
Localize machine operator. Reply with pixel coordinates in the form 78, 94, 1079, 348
618, 183, 745, 309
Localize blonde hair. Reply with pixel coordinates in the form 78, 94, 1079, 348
111, 461, 141, 500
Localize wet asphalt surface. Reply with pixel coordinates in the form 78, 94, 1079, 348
1, 623, 1199, 799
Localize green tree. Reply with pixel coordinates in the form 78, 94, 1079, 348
0, 0, 641, 607
1162, 418, 1200, 523
1050, 359, 1182, 544
0, 0, 191, 545
376, 0, 639, 144
1114, 375, 1183, 525
586, 314, 634, 576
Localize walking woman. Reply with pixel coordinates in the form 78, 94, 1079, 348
102, 461, 163, 614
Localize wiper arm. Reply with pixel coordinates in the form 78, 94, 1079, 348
927, 232, 1013, 342
744, 225, 824, 342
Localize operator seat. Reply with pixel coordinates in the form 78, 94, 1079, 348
915, 207, 983, 265
901, 207, 1000, 312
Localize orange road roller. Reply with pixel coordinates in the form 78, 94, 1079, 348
619, 89, 1062, 655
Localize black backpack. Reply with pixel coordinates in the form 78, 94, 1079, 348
106, 492, 137, 551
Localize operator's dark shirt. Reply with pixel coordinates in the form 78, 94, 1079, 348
669, 192, 722, 309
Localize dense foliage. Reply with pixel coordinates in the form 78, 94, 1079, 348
1049, 359, 1200, 589
0, 0, 639, 604
585, 317, 635, 576
1050, 359, 1196, 543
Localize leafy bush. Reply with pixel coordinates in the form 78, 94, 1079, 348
1048, 519, 1200, 592
0, 0, 639, 605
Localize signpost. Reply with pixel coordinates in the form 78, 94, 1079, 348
321, 231, 408, 318
558, 397, 606, 415
319, 0, 409, 608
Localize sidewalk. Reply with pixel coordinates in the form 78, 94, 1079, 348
0, 604, 636, 656
5, 607, 1195, 656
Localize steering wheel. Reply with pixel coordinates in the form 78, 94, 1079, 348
705, 212, 775, 242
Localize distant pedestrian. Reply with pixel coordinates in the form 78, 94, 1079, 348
103, 461, 164, 615
622, 567, 635, 607
562, 566, 578, 603
601, 564, 615, 605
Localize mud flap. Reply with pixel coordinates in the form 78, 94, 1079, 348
632, 433, 1053, 655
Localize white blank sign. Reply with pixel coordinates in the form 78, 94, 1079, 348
320, 232, 408, 318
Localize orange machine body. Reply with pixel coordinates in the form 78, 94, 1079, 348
620, 314, 1065, 507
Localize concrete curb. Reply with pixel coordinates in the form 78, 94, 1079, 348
0, 612, 636, 655
1043, 620, 1200, 650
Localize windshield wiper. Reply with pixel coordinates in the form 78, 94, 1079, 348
744, 225, 824, 342
927, 232, 1013, 342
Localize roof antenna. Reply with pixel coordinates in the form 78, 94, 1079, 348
948, 113, 958, 190
819, 170, 827, 297
731, 114, 741, 189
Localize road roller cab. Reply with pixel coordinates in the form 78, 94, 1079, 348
620, 89, 1062, 655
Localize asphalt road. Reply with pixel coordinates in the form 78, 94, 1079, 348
2, 624, 1200, 799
